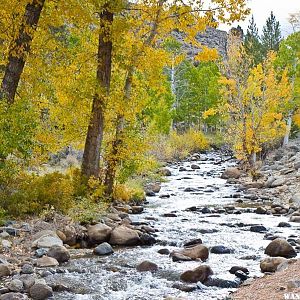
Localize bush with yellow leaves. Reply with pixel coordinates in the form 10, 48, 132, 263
0, 163, 74, 217
153, 129, 209, 161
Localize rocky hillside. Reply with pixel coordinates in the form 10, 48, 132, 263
172, 26, 229, 59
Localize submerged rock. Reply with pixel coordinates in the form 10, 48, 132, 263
136, 261, 158, 272
172, 282, 197, 292
184, 238, 202, 248
229, 266, 249, 275
250, 225, 267, 233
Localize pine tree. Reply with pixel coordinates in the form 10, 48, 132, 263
244, 15, 263, 66
261, 11, 282, 56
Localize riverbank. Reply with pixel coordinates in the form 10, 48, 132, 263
232, 259, 300, 300
0, 144, 299, 299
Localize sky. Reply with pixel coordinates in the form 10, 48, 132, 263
219, 0, 300, 36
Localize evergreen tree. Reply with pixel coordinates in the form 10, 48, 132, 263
244, 15, 263, 66
261, 11, 282, 56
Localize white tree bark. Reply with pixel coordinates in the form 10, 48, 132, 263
283, 113, 293, 146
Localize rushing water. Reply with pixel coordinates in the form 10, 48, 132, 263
48, 152, 299, 300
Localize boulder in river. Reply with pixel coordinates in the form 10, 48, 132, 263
109, 225, 140, 246
29, 283, 53, 300
172, 282, 197, 292
260, 257, 287, 272
250, 225, 267, 233
47, 245, 70, 263
264, 238, 297, 258
94, 242, 114, 256
255, 207, 267, 215
0, 293, 27, 300
210, 245, 233, 254
221, 168, 241, 179
160, 168, 172, 176
180, 265, 213, 283
235, 270, 248, 281
36, 257, 59, 268
158, 248, 170, 255
191, 164, 200, 170
147, 183, 161, 193
174, 244, 209, 261
184, 238, 202, 248
205, 277, 239, 288
87, 223, 112, 245
278, 222, 291, 228
136, 261, 158, 272
172, 253, 193, 262
229, 266, 249, 275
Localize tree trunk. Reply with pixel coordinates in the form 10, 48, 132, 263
0, 0, 45, 104
250, 151, 257, 167
81, 8, 113, 179
104, 0, 164, 197
104, 117, 124, 196
104, 68, 133, 196
283, 113, 292, 146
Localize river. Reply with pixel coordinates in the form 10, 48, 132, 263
48, 152, 298, 300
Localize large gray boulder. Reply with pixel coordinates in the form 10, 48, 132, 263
32, 230, 63, 249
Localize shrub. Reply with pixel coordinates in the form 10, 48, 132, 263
0, 169, 74, 217
68, 196, 108, 224
151, 129, 209, 161
113, 179, 145, 202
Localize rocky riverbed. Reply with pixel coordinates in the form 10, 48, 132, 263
0, 147, 300, 300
